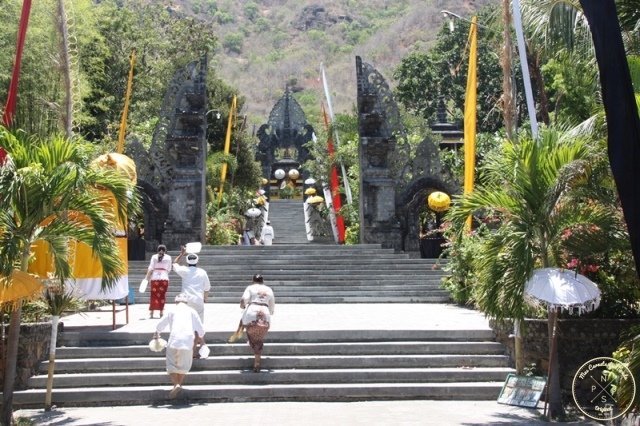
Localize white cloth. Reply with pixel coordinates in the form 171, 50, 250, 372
147, 254, 172, 281
173, 264, 211, 320
261, 225, 275, 246
66, 276, 129, 300
241, 283, 275, 325
166, 347, 192, 374
156, 302, 205, 350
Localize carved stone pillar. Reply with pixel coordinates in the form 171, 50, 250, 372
356, 57, 402, 250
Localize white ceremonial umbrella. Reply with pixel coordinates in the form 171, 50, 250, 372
524, 268, 601, 314
245, 208, 262, 218
524, 267, 601, 417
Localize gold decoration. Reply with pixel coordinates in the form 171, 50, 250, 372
427, 191, 451, 212
307, 195, 324, 205
0, 271, 43, 309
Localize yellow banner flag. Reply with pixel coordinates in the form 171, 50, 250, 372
464, 16, 478, 230
117, 51, 136, 154
218, 95, 237, 206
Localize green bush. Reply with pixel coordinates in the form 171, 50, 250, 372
223, 33, 244, 54
440, 225, 487, 305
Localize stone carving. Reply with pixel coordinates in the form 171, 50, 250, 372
356, 56, 456, 253
128, 56, 208, 250
256, 87, 314, 182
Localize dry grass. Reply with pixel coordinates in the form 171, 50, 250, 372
168, 0, 496, 126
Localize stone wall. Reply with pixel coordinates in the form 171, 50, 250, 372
0, 322, 52, 390
492, 318, 640, 394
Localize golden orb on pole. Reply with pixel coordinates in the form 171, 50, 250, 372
427, 191, 451, 212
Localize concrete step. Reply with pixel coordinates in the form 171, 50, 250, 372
132, 296, 451, 304
40, 354, 510, 375
11, 382, 508, 407
29, 367, 513, 388
54, 341, 507, 359
58, 330, 498, 346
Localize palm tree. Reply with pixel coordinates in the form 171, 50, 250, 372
446, 128, 620, 419
0, 128, 137, 425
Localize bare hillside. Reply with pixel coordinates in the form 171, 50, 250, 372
166, 0, 495, 126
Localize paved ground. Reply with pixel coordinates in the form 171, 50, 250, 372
14, 303, 598, 425
15, 400, 572, 425
58, 302, 496, 333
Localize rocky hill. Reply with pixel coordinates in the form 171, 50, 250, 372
164, 0, 495, 126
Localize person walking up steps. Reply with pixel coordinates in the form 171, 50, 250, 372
154, 293, 205, 398
173, 245, 211, 323
260, 220, 275, 245
227, 274, 275, 372
144, 244, 171, 319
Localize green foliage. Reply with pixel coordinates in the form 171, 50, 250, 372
541, 52, 599, 125
393, 5, 514, 133
0, 0, 219, 142
214, 10, 235, 24
610, 327, 640, 411
0, 129, 141, 281
627, 55, 640, 93
279, 185, 295, 199
243, 2, 259, 21
205, 203, 243, 245
223, 33, 244, 53
441, 226, 484, 304
444, 127, 625, 321
20, 287, 85, 322
255, 17, 270, 32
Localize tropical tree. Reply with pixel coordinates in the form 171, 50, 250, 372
445, 128, 622, 419
394, 5, 522, 133
0, 128, 138, 425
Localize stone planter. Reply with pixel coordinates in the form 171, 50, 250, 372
491, 318, 640, 395
0, 321, 53, 389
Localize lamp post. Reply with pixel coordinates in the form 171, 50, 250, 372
206, 109, 221, 120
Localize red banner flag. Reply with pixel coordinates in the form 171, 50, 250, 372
321, 103, 345, 243
3, 0, 33, 128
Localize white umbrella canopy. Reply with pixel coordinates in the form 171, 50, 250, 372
524, 268, 601, 314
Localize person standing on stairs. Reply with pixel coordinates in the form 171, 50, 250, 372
144, 244, 171, 319
260, 220, 275, 246
227, 274, 275, 372
172, 245, 211, 323
154, 293, 205, 398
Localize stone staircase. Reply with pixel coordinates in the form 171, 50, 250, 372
266, 199, 309, 244
9, 199, 515, 408
14, 328, 512, 407
130, 244, 450, 304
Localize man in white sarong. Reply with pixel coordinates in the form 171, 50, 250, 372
155, 293, 205, 398
260, 220, 275, 246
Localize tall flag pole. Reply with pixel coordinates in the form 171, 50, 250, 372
322, 103, 346, 243
512, 0, 538, 139
2, 0, 33, 128
218, 95, 236, 206
321, 63, 353, 205
116, 50, 136, 154
580, 0, 640, 276
463, 16, 478, 231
